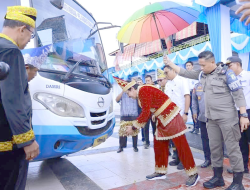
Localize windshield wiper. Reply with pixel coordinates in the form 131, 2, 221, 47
80, 71, 112, 88
67, 58, 95, 67
61, 60, 83, 81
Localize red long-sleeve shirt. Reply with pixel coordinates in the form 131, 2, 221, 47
132, 85, 187, 140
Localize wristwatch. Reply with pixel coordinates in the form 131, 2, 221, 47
240, 113, 248, 118
184, 112, 188, 115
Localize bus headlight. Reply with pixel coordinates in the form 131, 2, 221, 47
34, 92, 85, 117
109, 101, 113, 113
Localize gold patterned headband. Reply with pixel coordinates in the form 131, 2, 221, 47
123, 81, 136, 92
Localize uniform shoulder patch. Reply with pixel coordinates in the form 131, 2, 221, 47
218, 65, 228, 75
226, 69, 242, 92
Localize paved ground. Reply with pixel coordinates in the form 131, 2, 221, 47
25, 117, 250, 190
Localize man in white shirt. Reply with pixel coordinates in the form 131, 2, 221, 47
164, 65, 191, 170
186, 61, 198, 91
143, 75, 156, 149
185, 61, 199, 134
227, 56, 250, 174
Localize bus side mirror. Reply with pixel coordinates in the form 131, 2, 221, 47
50, 0, 64, 10
0, 62, 10, 81
119, 42, 124, 53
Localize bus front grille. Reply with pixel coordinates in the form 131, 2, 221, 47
90, 111, 106, 117
91, 119, 105, 125
75, 120, 112, 136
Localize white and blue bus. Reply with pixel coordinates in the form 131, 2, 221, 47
0, 0, 115, 160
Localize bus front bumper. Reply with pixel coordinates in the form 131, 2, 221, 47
33, 117, 115, 161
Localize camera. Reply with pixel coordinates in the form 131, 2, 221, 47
0, 62, 10, 80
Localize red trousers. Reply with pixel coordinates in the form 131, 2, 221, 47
154, 134, 197, 176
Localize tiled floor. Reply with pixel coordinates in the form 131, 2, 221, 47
26, 161, 65, 190
70, 148, 204, 190
25, 120, 204, 190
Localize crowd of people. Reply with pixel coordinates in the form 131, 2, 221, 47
114, 51, 250, 189
1, 0, 250, 190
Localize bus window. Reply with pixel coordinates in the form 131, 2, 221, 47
32, 0, 108, 76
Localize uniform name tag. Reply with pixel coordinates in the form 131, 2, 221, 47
226, 70, 242, 92
228, 80, 241, 91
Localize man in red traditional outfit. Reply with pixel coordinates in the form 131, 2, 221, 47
113, 76, 200, 187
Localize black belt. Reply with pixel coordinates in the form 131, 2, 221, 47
120, 116, 138, 121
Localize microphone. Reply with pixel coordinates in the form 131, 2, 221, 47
0, 62, 10, 80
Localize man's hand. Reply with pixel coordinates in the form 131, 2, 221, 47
126, 126, 134, 136
240, 117, 250, 132
163, 55, 173, 66
182, 114, 188, 123
236, 0, 250, 25
193, 114, 198, 123
163, 55, 180, 73
152, 115, 156, 122
24, 140, 40, 161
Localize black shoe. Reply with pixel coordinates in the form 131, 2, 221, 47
244, 168, 249, 174
201, 160, 211, 168
177, 162, 184, 170
169, 159, 180, 166
186, 173, 200, 187
133, 147, 138, 152
227, 168, 233, 174
193, 129, 199, 134
225, 172, 245, 190
190, 128, 196, 133
203, 167, 225, 189
144, 144, 150, 149
172, 151, 177, 160
117, 147, 123, 153
146, 172, 166, 180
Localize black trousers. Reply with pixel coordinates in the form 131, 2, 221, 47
190, 91, 199, 130
119, 136, 138, 148
239, 109, 250, 169
0, 148, 27, 190
141, 128, 145, 142
144, 117, 156, 145
199, 120, 211, 161
15, 157, 29, 190
169, 140, 175, 150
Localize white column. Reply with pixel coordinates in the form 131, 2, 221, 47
220, 4, 232, 62
239, 53, 250, 71
20, 0, 31, 7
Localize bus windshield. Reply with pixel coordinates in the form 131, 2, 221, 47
32, 0, 107, 75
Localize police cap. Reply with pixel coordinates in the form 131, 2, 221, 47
225, 56, 242, 65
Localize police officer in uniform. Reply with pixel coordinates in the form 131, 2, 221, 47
192, 82, 211, 168
164, 51, 249, 190
227, 56, 250, 174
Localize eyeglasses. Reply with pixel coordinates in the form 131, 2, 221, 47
157, 79, 165, 82
26, 27, 36, 39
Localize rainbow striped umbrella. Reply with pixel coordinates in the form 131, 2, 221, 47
117, 1, 200, 44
